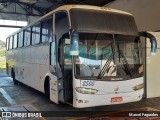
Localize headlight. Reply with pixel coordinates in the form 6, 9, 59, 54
133, 83, 144, 91
75, 87, 98, 94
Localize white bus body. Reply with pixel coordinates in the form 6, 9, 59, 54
73, 77, 143, 108
6, 5, 157, 108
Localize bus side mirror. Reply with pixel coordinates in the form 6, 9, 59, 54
70, 31, 79, 56
139, 32, 157, 56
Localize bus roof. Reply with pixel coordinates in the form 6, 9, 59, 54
53, 5, 132, 16
7, 5, 134, 38
39, 5, 133, 22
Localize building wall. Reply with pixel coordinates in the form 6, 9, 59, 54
106, 0, 160, 98
106, 0, 160, 31
146, 32, 160, 98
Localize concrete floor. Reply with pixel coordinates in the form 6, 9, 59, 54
0, 70, 160, 120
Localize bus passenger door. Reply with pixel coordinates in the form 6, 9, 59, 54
50, 41, 59, 103
57, 37, 73, 104
55, 12, 73, 104
63, 37, 73, 103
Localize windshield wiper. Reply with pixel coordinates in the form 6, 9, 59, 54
117, 42, 121, 62
97, 52, 114, 79
119, 50, 133, 77
116, 42, 133, 77
91, 33, 98, 45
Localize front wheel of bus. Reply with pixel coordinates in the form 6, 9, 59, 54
11, 69, 18, 85
44, 77, 50, 100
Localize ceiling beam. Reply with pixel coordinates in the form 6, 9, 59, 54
0, 24, 24, 28
0, 0, 115, 21
0, 11, 41, 16
16, 2, 30, 14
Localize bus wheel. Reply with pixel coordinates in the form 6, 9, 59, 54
44, 77, 50, 99
11, 69, 18, 85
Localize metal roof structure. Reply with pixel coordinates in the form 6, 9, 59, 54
0, 0, 114, 22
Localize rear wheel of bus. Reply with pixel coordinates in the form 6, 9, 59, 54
44, 77, 50, 99
11, 69, 18, 85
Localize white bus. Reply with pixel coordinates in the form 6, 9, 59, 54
6, 5, 157, 108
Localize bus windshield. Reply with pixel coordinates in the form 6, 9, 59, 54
64, 33, 143, 80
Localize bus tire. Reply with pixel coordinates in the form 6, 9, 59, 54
11, 69, 18, 85
44, 77, 50, 99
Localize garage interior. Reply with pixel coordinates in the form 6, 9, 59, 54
0, 0, 160, 119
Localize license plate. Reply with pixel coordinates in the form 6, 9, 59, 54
111, 97, 123, 103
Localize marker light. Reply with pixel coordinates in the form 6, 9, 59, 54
75, 87, 98, 94
132, 83, 144, 91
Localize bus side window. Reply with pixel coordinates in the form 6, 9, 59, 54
13, 34, 18, 49
64, 38, 72, 65
18, 31, 24, 47
9, 36, 13, 50
6, 38, 9, 50
32, 23, 41, 45
51, 42, 55, 65
42, 17, 53, 43
24, 27, 31, 46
